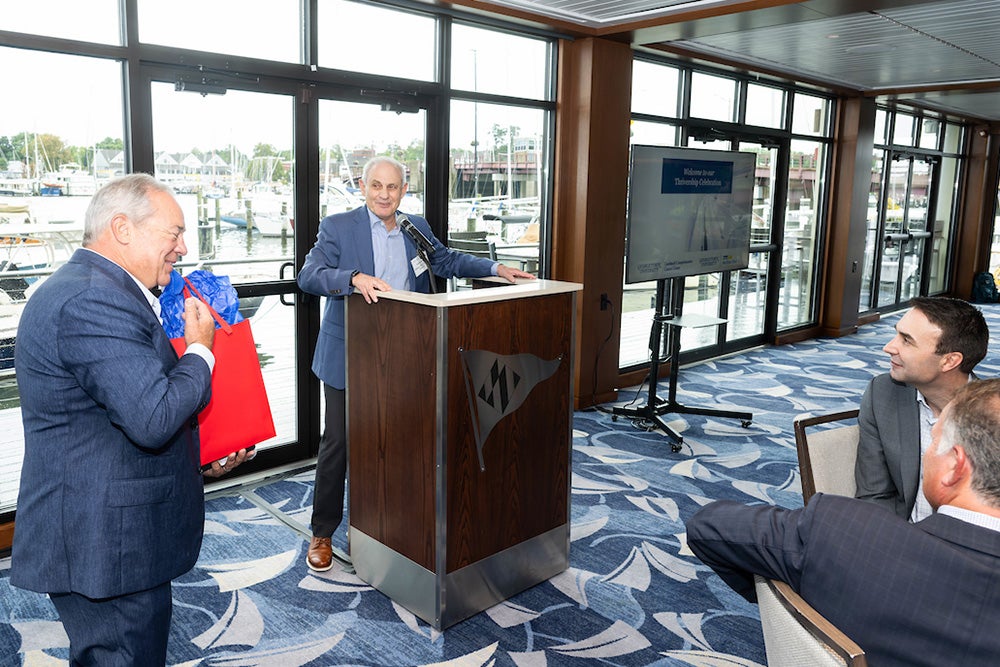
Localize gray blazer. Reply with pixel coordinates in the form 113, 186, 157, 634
854, 373, 920, 518
12, 249, 212, 599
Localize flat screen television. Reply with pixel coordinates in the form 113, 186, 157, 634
624, 145, 755, 284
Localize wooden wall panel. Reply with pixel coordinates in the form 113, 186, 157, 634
952, 126, 999, 299
552, 37, 633, 408
818, 96, 874, 336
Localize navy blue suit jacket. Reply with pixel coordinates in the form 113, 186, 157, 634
297, 206, 496, 389
12, 249, 212, 599
687, 494, 1000, 667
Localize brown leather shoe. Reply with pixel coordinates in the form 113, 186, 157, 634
307, 536, 334, 572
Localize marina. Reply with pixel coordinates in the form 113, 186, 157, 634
0, 188, 543, 513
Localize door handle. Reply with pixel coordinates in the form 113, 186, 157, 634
279, 261, 295, 306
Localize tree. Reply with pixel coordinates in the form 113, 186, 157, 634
96, 137, 124, 150
401, 139, 425, 163
253, 143, 278, 158
36, 134, 71, 172
491, 124, 520, 157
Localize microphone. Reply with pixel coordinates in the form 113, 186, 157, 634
397, 213, 436, 256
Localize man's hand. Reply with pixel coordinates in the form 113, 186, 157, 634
202, 447, 256, 478
183, 297, 216, 350
351, 271, 392, 303
497, 265, 536, 283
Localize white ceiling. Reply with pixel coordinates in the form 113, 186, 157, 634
456, 0, 1000, 122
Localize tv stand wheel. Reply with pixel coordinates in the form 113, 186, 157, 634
611, 414, 618, 422
670, 442, 682, 453
741, 420, 752, 428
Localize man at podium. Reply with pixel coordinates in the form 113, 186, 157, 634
297, 156, 534, 571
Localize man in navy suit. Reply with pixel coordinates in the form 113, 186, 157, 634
854, 296, 987, 521
11, 174, 251, 666
297, 156, 534, 571
686, 379, 1000, 667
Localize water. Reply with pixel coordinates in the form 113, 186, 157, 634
4, 193, 294, 283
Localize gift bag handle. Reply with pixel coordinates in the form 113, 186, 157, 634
180, 275, 233, 335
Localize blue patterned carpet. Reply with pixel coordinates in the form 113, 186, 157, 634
3, 305, 1000, 666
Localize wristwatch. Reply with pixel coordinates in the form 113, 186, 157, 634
350, 269, 360, 285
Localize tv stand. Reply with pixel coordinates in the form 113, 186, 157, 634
611, 278, 752, 452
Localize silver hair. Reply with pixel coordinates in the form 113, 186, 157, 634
935, 379, 1000, 505
361, 156, 406, 185
83, 173, 175, 246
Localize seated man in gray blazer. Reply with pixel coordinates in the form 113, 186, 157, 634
854, 296, 988, 521
687, 379, 1000, 667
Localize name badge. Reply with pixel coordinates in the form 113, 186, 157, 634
411, 255, 428, 277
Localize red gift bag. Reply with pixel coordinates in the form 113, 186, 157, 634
170, 277, 276, 468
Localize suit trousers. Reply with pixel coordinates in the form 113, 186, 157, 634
311, 384, 347, 538
50, 581, 172, 666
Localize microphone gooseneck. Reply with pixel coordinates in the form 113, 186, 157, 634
397, 213, 437, 294
397, 213, 436, 256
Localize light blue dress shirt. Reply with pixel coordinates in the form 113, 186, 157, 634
368, 209, 411, 290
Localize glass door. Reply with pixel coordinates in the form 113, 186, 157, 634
318, 99, 426, 220
150, 84, 430, 467
678, 134, 788, 360
868, 154, 935, 309
150, 80, 300, 459
726, 141, 778, 344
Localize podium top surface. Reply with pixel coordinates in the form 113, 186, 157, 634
372, 278, 582, 308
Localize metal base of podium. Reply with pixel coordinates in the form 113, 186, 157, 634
350, 523, 569, 630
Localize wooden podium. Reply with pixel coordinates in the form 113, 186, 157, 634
346, 278, 581, 630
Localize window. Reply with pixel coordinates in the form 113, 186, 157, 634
892, 113, 916, 147
620, 122, 679, 368
629, 120, 677, 147
791, 92, 829, 136
0, 2, 558, 519
449, 101, 549, 254
779, 140, 827, 328
631, 61, 680, 117
690, 72, 736, 122
624, 57, 834, 370
3, 1, 120, 44
139, 0, 301, 62
0, 48, 124, 514
451, 24, 552, 99
746, 84, 784, 129
919, 118, 941, 150
874, 109, 888, 144
447, 24, 553, 277
861, 109, 964, 311
318, 0, 436, 80
150, 83, 296, 285
929, 156, 959, 294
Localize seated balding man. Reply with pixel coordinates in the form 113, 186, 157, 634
687, 379, 1000, 667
